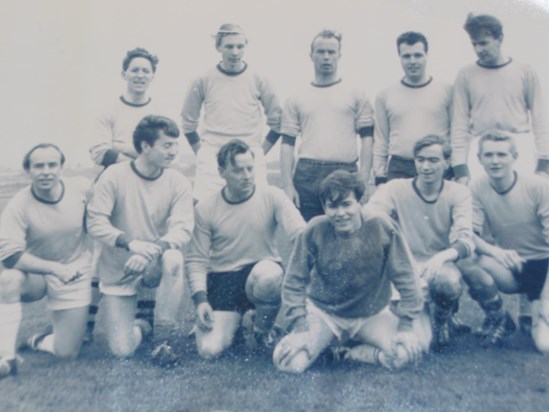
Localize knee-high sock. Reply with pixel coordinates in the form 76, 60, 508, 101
0, 302, 22, 357
87, 280, 101, 334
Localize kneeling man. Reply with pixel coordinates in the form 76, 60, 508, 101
274, 170, 431, 373
186, 139, 305, 359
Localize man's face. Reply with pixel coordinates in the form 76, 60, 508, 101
469, 32, 503, 66
414, 144, 448, 185
122, 57, 154, 95
478, 140, 516, 180
399, 42, 428, 82
310, 37, 341, 77
27, 147, 63, 192
324, 192, 362, 235
219, 151, 255, 198
142, 131, 179, 169
217, 34, 247, 69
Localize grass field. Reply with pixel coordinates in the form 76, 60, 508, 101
1, 171, 549, 412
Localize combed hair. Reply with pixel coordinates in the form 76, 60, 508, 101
464, 13, 503, 39
214, 23, 247, 48
396, 31, 429, 54
310, 29, 342, 52
319, 170, 365, 207
133, 115, 179, 153
217, 139, 254, 169
22, 143, 65, 171
477, 130, 518, 157
413, 135, 452, 160
122, 48, 159, 73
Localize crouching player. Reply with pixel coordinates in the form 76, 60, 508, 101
273, 171, 431, 373
366, 135, 474, 350
86, 115, 193, 362
0, 144, 92, 379
186, 139, 305, 359
458, 132, 549, 351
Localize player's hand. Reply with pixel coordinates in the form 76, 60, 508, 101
196, 302, 214, 331
275, 331, 312, 368
283, 185, 300, 208
128, 240, 162, 261
489, 247, 525, 272
123, 254, 150, 277
456, 176, 470, 186
421, 252, 451, 283
390, 330, 423, 367
50, 263, 83, 284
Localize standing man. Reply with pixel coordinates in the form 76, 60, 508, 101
274, 170, 430, 373
458, 132, 549, 351
280, 29, 374, 221
186, 139, 304, 359
374, 32, 453, 184
366, 135, 474, 350
86, 115, 193, 362
181, 23, 282, 203
0, 144, 92, 379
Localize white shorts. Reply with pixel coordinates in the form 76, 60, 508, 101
99, 259, 161, 297
44, 267, 92, 311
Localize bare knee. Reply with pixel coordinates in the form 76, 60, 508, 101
196, 334, 230, 360
162, 249, 183, 277
273, 344, 311, 374
0, 269, 25, 301
246, 260, 283, 304
430, 264, 462, 301
109, 336, 138, 358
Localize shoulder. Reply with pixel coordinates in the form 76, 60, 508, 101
3, 186, 33, 214
163, 167, 192, 187
63, 176, 93, 196
96, 162, 130, 184
445, 180, 471, 197
362, 209, 399, 236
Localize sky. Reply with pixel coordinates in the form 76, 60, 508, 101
1, 0, 549, 169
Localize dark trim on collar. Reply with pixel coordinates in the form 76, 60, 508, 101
412, 178, 444, 204
476, 57, 513, 69
401, 76, 433, 89
120, 95, 152, 108
31, 180, 65, 205
311, 78, 342, 88
221, 185, 256, 204
216, 62, 248, 76
490, 171, 518, 195
130, 160, 163, 181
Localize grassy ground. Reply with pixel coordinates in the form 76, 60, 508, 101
1, 171, 549, 411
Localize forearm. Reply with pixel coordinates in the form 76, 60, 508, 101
280, 142, 296, 189
359, 137, 373, 185
7, 252, 59, 275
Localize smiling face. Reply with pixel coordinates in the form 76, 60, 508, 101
122, 57, 154, 96
27, 146, 63, 194
219, 150, 255, 199
399, 42, 428, 84
310, 37, 341, 78
217, 34, 247, 72
414, 143, 448, 186
478, 139, 516, 180
323, 192, 362, 235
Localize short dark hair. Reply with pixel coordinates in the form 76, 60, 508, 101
464, 13, 503, 39
217, 139, 254, 169
133, 115, 179, 153
319, 170, 365, 207
122, 48, 159, 73
214, 23, 248, 48
396, 31, 429, 54
477, 130, 518, 158
22, 143, 65, 171
310, 29, 342, 52
413, 135, 452, 160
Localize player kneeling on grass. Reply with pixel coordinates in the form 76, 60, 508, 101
86, 115, 193, 364
186, 139, 305, 359
0, 144, 92, 379
273, 170, 431, 373
457, 131, 549, 351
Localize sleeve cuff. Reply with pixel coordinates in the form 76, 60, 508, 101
156, 240, 172, 253
358, 126, 374, 138
375, 176, 387, 186
185, 131, 200, 145
536, 159, 549, 174
2, 251, 23, 269
265, 129, 281, 145
192, 291, 208, 306
397, 317, 414, 332
101, 149, 119, 167
115, 234, 130, 250
452, 164, 470, 180
282, 134, 296, 146
451, 241, 470, 259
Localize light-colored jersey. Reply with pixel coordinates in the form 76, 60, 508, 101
90, 96, 161, 166
373, 78, 452, 177
451, 60, 549, 168
0, 177, 92, 267
181, 64, 281, 147
86, 161, 194, 285
365, 178, 474, 262
281, 80, 374, 162
471, 173, 549, 260
186, 185, 305, 295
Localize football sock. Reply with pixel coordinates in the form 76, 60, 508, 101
87, 280, 101, 335
0, 302, 22, 357
36, 334, 55, 354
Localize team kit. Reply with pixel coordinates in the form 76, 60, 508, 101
2, 12, 549, 379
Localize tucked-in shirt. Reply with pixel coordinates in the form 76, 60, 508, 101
471, 173, 549, 260
281, 80, 374, 162
86, 161, 194, 285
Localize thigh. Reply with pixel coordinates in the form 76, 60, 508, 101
52, 306, 88, 357
18, 273, 47, 303
208, 266, 254, 314
479, 255, 520, 293
353, 307, 399, 352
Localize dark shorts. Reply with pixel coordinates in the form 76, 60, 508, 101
387, 155, 454, 181
207, 263, 256, 313
293, 158, 358, 222
513, 259, 549, 301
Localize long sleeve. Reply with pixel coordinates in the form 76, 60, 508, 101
159, 178, 194, 248
273, 189, 305, 242
364, 183, 396, 218
373, 93, 390, 178
181, 77, 205, 135
0, 196, 28, 261
449, 186, 475, 258
280, 98, 301, 138
450, 69, 472, 174
185, 210, 212, 296
257, 75, 282, 133
526, 65, 549, 161
89, 113, 118, 166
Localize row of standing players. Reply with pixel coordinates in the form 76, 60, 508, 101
1, 13, 549, 378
